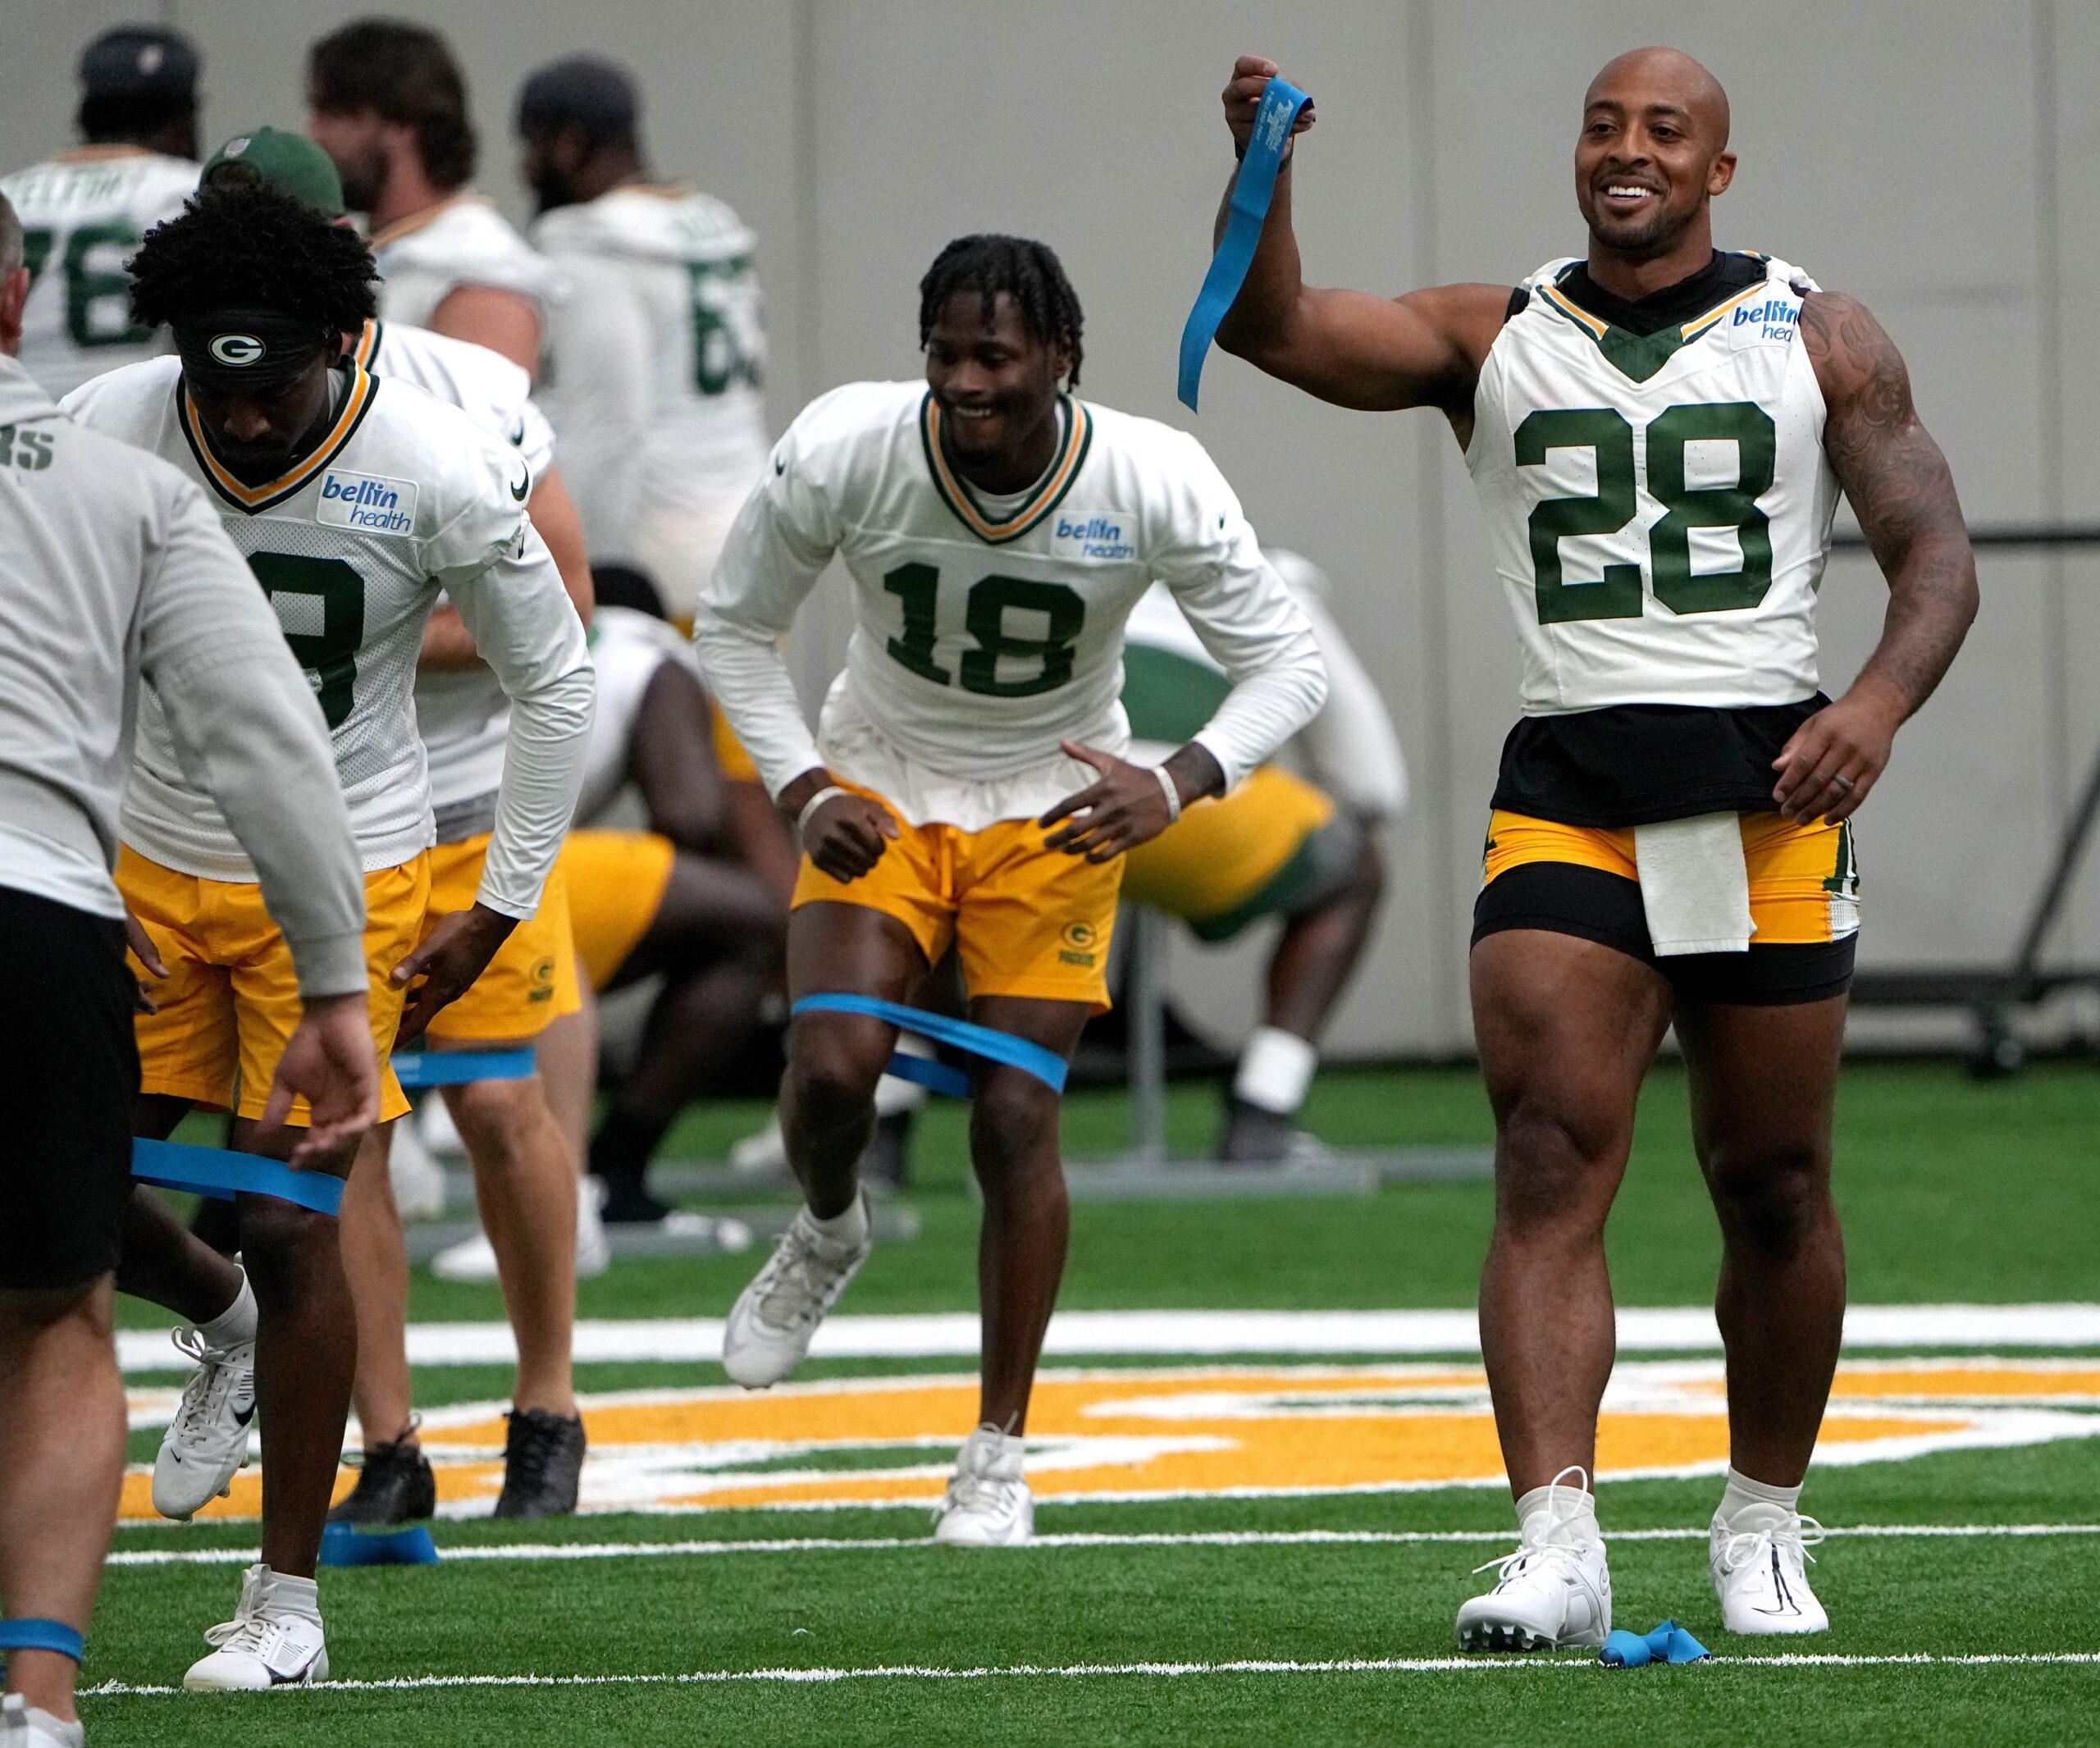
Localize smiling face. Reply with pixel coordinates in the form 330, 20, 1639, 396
1574, 48, 1735, 264
922, 289, 1070, 484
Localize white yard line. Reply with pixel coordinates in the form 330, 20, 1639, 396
103, 1521, 2100, 1568
82, 1650, 2100, 1697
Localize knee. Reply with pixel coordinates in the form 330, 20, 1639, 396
1492, 1098, 1626, 1237
445, 1079, 543, 1160
970, 1075, 1060, 1184
786, 1021, 888, 1131
236, 1197, 338, 1279
1705, 1139, 1830, 1258
0, 1279, 110, 1343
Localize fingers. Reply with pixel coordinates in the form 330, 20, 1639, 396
390, 938, 438, 989
1040, 779, 1109, 830
259, 1072, 295, 1134
1060, 739, 1114, 774
125, 914, 169, 979
1774, 729, 1879, 823
393, 981, 445, 1047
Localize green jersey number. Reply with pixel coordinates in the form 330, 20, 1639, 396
21, 223, 153, 351
1517, 399, 1777, 623
247, 554, 366, 730
883, 563, 1086, 698
687, 255, 764, 396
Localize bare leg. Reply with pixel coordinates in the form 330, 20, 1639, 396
1472, 929, 1672, 1496
0, 1278, 122, 1724
1262, 836, 1386, 1038
338, 1123, 413, 1446
1677, 995, 1849, 1486
537, 998, 598, 1175
115, 1095, 245, 1324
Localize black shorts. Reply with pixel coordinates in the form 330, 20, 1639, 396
0, 884, 140, 1289
1472, 861, 1856, 1006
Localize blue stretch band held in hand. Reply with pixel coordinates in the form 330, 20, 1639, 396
132, 1139, 345, 1217
0, 1618, 84, 1664
392, 1048, 536, 1089
791, 995, 1068, 1094
1178, 76, 1312, 411
1600, 1619, 1711, 1668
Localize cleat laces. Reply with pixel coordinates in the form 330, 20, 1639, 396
170, 1326, 246, 1439
1472, 1463, 1596, 1588
1717, 1512, 1825, 1577
201, 1569, 312, 1676
753, 1222, 858, 1332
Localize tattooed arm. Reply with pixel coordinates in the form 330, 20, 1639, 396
1771, 293, 1979, 824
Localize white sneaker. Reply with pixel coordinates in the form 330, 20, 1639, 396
417, 1093, 467, 1159
153, 1325, 256, 1521
388, 1116, 450, 1221
1, 1695, 82, 1748
1712, 1508, 1828, 1635
1455, 1470, 1612, 1651
574, 1175, 610, 1279
728, 1110, 788, 1175
932, 1426, 1033, 1546
429, 1228, 499, 1283
182, 1566, 328, 1691
720, 1197, 871, 1387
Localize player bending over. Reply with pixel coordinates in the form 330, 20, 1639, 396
695, 235, 1326, 1544
64, 184, 591, 1688
1211, 49, 1974, 1645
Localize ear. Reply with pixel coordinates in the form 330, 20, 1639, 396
1708, 150, 1737, 199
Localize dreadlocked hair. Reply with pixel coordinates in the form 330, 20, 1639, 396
918, 234, 1084, 386
127, 184, 378, 333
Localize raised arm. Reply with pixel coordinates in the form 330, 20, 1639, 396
1211, 55, 1507, 422
1770, 294, 1979, 824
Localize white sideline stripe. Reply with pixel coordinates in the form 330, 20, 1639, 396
111, 1303, 2100, 1372
102, 1522, 2100, 1568
81, 1650, 2100, 1696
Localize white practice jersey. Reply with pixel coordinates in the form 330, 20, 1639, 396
0, 146, 196, 398
576, 605, 701, 827
1468, 253, 1839, 714
64, 358, 591, 914
534, 185, 769, 612
371, 193, 562, 338
696, 380, 1326, 832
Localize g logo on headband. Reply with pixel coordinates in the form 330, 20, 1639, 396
208, 334, 266, 367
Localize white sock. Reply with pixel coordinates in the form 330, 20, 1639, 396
1233, 1026, 1317, 1116
806, 1193, 869, 1249
196, 1273, 257, 1349
258, 1567, 321, 1623
1516, 1472, 1602, 1548
1716, 1465, 1802, 1530
9, 1702, 83, 1748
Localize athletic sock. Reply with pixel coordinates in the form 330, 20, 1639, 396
1233, 1026, 1318, 1116
197, 1272, 257, 1349
1716, 1465, 1803, 1531
4, 1702, 82, 1748
588, 1102, 669, 1199
258, 1568, 321, 1624
807, 1193, 869, 1250
1516, 1474, 1602, 1548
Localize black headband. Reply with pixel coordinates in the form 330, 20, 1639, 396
170, 308, 335, 390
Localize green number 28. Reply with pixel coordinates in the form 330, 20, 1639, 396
882, 563, 1085, 697
1516, 399, 1776, 623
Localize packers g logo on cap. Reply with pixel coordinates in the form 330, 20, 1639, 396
208, 334, 266, 367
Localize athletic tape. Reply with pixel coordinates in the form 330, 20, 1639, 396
792, 994, 1068, 1094
1178, 77, 1312, 411
0, 1618, 84, 1664
131, 1139, 345, 1216
392, 1048, 536, 1088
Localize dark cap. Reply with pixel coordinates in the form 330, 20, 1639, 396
516, 57, 638, 141
79, 25, 200, 99
203, 128, 346, 219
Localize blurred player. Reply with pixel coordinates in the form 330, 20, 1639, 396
1120, 549, 1402, 1159
695, 234, 1326, 1545
1213, 48, 1975, 1645
516, 55, 768, 623
65, 185, 591, 1687
0, 25, 201, 397
307, 19, 556, 377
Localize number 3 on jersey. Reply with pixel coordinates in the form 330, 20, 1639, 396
883, 562, 1084, 697
1518, 399, 1775, 624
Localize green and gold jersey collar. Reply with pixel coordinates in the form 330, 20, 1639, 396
177, 363, 378, 515
1535, 261, 1774, 385
919, 390, 1093, 545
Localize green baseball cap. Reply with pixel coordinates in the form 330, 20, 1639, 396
201, 126, 346, 219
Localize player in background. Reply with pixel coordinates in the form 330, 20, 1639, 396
0, 189, 377, 1748
1116, 548, 1400, 1161
64, 185, 592, 1687
307, 19, 557, 378
516, 56, 769, 625
0, 25, 202, 398
1211, 49, 1975, 1646
695, 235, 1326, 1545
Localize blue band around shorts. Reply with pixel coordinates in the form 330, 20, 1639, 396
392, 1048, 536, 1089
791, 994, 1069, 1096
0, 1618, 85, 1664
131, 1139, 345, 1216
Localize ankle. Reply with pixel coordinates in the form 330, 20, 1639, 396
1716, 1464, 1803, 1529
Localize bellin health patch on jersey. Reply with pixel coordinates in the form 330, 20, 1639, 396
1050, 512, 1135, 561
317, 469, 418, 536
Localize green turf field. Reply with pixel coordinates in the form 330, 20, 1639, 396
84, 1063, 2100, 1745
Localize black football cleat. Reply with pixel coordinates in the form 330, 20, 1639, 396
493, 1407, 587, 1518
326, 1436, 436, 1526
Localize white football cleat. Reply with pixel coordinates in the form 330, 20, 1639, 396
932, 1426, 1033, 1546
388, 1115, 450, 1221
574, 1175, 611, 1279
728, 1110, 788, 1175
1, 1695, 83, 1748
153, 1324, 256, 1521
720, 1197, 870, 1387
1712, 1509, 1828, 1635
1455, 1469, 1612, 1651
182, 1566, 328, 1691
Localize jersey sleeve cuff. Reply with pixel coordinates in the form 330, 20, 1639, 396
287, 929, 372, 1001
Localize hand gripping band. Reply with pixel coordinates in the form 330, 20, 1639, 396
1178, 77, 1313, 411
791, 994, 1068, 1096
392, 1048, 536, 1089
0, 1618, 84, 1664
132, 1139, 345, 1217
1600, 1619, 1713, 1668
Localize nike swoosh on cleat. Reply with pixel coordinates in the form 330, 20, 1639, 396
234, 1406, 255, 1426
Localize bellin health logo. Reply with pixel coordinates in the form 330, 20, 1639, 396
317, 469, 418, 536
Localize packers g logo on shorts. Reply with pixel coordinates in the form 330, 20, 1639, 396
1059, 920, 1098, 967
208, 334, 265, 367
527, 955, 556, 1003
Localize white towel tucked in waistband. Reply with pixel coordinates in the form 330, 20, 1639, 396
1634, 812, 1752, 956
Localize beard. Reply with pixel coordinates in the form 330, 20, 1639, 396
333, 144, 388, 215
1586, 194, 1694, 259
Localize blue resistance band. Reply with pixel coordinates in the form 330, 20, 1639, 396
791, 994, 1068, 1096
392, 1047, 536, 1089
1600, 1619, 1712, 1668
0, 1618, 84, 1664
1177, 76, 1312, 411
132, 1138, 345, 1217
320, 1521, 440, 1568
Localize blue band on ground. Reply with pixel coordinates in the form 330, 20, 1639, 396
1178, 77, 1312, 411
0, 1618, 84, 1663
1600, 1619, 1712, 1668
392, 1048, 536, 1089
319, 1522, 440, 1567
791, 994, 1068, 1094
131, 1139, 345, 1216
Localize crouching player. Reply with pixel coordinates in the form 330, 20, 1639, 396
694, 234, 1326, 1544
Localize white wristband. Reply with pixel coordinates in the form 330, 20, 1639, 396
1153, 764, 1184, 824
796, 784, 850, 835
